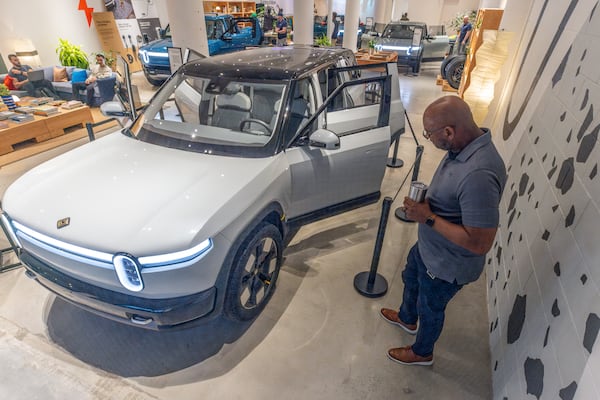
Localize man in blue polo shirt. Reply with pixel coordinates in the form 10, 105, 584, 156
380, 95, 506, 366
275, 11, 288, 46
458, 15, 473, 54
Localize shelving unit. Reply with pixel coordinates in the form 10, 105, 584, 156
458, 8, 504, 97
203, 1, 256, 17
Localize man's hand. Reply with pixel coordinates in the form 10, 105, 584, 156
402, 197, 432, 224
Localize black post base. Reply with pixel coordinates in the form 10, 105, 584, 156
395, 207, 416, 223
354, 271, 388, 298
387, 157, 404, 168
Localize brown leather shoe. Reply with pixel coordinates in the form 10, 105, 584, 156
379, 308, 417, 335
387, 346, 434, 366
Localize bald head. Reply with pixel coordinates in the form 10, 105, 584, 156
423, 96, 482, 151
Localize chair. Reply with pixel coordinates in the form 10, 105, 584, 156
212, 90, 252, 130
288, 85, 310, 134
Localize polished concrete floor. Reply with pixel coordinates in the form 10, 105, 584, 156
0, 62, 492, 399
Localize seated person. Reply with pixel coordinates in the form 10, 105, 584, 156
7, 54, 59, 98
72, 54, 113, 106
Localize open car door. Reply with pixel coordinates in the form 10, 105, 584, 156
284, 64, 394, 224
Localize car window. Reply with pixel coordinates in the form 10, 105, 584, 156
131, 72, 286, 156
207, 20, 226, 39
382, 24, 416, 40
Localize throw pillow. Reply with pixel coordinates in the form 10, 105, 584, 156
3, 75, 16, 90
71, 69, 88, 83
53, 66, 68, 82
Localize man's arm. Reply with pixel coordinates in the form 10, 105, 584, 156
403, 198, 497, 255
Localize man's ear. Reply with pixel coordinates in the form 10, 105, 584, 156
444, 125, 456, 139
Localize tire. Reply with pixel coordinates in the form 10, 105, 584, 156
143, 72, 165, 87
445, 55, 465, 90
224, 222, 283, 321
440, 54, 456, 79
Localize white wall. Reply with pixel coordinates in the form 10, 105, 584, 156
0, 0, 107, 68
485, 0, 600, 398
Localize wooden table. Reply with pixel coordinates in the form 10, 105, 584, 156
355, 50, 398, 66
0, 106, 93, 155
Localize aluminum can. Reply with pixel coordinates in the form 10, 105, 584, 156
408, 181, 428, 202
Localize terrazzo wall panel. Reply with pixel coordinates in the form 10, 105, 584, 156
485, 0, 600, 399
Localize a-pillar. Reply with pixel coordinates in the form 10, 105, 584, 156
374, 0, 392, 26
343, 0, 360, 52
293, 0, 313, 45
165, 0, 210, 57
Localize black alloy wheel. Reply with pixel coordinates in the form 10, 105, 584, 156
225, 223, 283, 321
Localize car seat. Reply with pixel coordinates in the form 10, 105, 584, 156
213, 87, 252, 130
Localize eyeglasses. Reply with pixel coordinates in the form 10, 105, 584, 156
422, 126, 447, 140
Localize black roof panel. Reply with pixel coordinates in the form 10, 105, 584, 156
182, 45, 354, 81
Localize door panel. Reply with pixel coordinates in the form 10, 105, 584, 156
284, 68, 392, 219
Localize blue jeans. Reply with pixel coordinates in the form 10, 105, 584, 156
398, 244, 463, 357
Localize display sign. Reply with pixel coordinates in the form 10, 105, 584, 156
168, 47, 183, 73
412, 27, 423, 47
137, 17, 162, 44
93, 12, 142, 72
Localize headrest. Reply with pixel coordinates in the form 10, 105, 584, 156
216, 91, 251, 111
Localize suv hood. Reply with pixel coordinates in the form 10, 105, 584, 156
3, 133, 280, 255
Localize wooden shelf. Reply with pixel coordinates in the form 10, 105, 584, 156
203, 1, 256, 17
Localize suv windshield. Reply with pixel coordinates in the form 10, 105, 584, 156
382, 24, 417, 40
130, 71, 286, 157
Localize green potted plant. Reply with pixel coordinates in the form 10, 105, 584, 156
0, 83, 10, 96
0, 83, 17, 110
56, 38, 89, 69
315, 34, 332, 47
368, 39, 377, 55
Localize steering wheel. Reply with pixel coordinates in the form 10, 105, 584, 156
239, 118, 272, 136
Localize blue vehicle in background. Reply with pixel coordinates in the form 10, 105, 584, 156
138, 14, 263, 86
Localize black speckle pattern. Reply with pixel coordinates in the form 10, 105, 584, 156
552, 299, 560, 317
507, 294, 527, 344
552, 46, 571, 88
559, 381, 577, 400
576, 124, 599, 163
524, 357, 544, 399
581, 274, 587, 284
554, 262, 561, 276
583, 313, 600, 354
565, 206, 576, 227
590, 164, 597, 179
577, 105, 593, 141
542, 230, 550, 241
519, 174, 530, 196
555, 157, 575, 194
544, 326, 550, 347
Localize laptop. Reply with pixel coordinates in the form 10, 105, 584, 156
27, 69, 45, 82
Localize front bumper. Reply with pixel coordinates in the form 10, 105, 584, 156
141, 64, 171, 81
21, 250, 217, 330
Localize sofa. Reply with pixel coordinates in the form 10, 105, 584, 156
1, 65, 117, 106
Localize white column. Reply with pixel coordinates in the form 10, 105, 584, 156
293, 0, 314, 45
165, 0, 209, 57
343, 0, 360, 51
327, 0, 334, 39
374, 0, 391, 25
479, 0, 506, 8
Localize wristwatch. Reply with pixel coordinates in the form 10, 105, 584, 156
425, 214, 436, 227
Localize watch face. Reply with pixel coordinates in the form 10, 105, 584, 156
426, 216, 435, 227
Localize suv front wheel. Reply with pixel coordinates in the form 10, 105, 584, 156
224, 222, 283, 321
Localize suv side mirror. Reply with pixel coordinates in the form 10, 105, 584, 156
309, 129, 340, 150
222, 32, 233, 41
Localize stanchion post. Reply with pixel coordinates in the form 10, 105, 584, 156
387, 135, 404, 168
354, 196, 392, 298
86, 122, 96, 142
